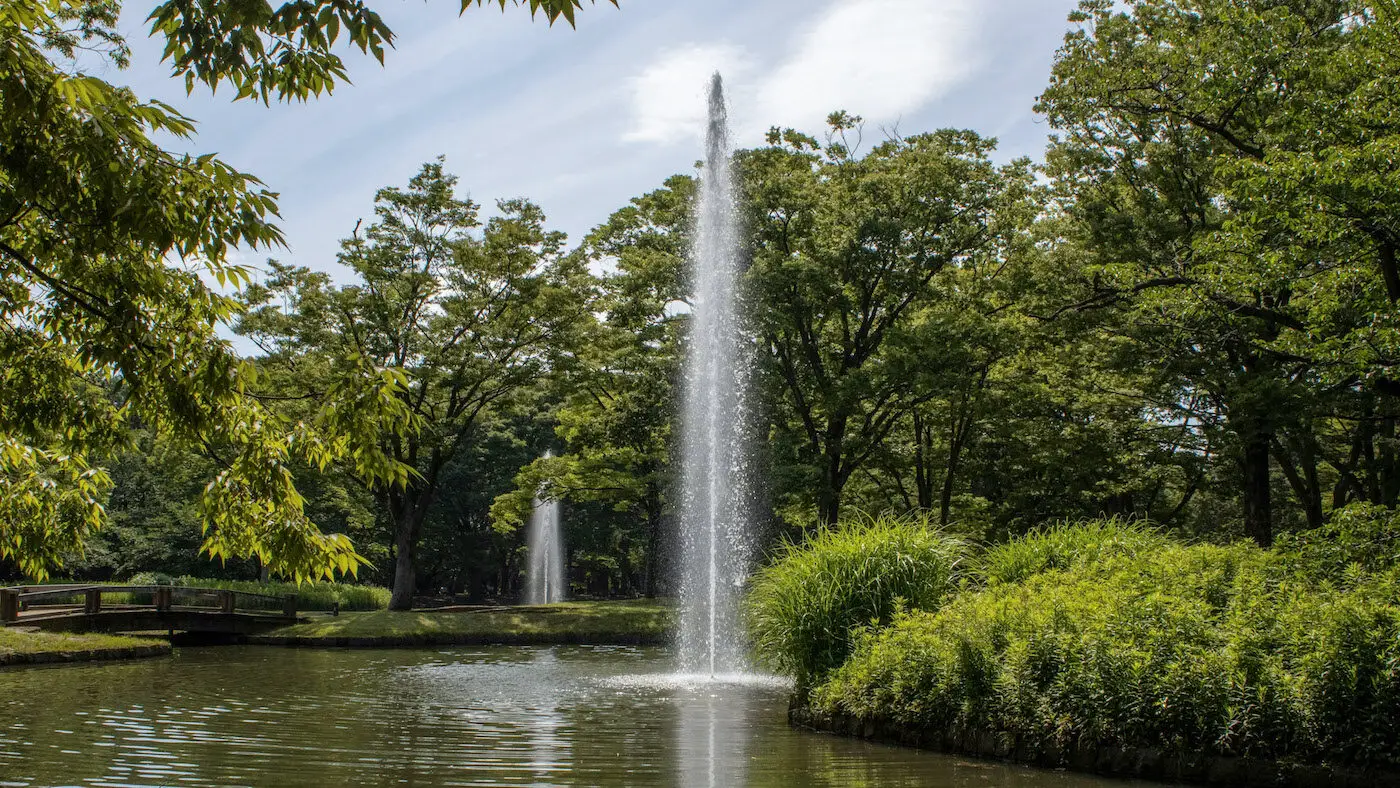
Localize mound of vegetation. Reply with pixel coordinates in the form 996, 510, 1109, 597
757, 511, 1400, 769
977, 517, 1169, 585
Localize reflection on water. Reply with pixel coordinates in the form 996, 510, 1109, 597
0, 645, 1152, 787
676, 683, 748, 788
528, 649, 570, 784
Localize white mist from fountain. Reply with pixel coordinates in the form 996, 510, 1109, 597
678, 73, 753, 679
525, 455, 566, 605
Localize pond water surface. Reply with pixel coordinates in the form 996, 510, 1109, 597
0, 645, 1152, 787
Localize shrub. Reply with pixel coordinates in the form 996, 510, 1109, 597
979, 516, 1169, 585
1275, 503, 1400, 580
745, 513, 965, 685
127, 574, 390, 611
811, 538, 1400, 767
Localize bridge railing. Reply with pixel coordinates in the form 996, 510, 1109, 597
0, 584, 297, 623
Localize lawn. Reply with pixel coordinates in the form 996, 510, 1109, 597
256, 599, 674, 647
0, 628, 169, 666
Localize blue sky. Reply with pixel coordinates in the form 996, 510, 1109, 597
112, 0, 1081, 279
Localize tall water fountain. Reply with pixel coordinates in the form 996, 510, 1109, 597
678, 73, 753, 677
525, 456, 566, 604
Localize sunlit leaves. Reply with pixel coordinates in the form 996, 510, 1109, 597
144, 0, 618, 104
0, 0, 418, 581
470, 0, 619, 28
0, 439, 111, 581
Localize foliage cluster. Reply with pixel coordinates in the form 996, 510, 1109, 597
978, 517, 1169, 585
784, 514, 1400, 767
128, 574, 390, 611
744, 514, 964, 683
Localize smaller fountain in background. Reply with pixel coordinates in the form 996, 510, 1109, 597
525, 453, 566, 604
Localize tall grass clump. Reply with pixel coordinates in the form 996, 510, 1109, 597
745, 514, 965, 685
979, 516, 1169, 585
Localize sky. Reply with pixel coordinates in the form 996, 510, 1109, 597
110, 0, 1082, 280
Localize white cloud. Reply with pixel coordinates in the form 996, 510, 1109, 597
623, 43, 754, 144
625, 0, 982, 146
756, 0, 979, 133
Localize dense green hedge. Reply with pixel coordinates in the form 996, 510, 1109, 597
755, 509, 1400, 768
128, 574, 390, 611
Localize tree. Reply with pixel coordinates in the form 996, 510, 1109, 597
742, 118, 1038, 525
238, 160, 593, 609
492, 176, 693, 596
1037, 0, 1400, 545
1, 0, 612, 579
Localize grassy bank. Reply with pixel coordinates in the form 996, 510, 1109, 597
748, 511, 1400, 778
254, 599, 673, 647
0, 629, 170, 667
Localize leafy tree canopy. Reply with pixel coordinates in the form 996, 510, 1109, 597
0, 0, 611, 579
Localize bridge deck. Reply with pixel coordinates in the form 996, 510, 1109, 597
1, 585, 303, 634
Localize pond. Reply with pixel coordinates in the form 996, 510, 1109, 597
1, 646, 1151, 787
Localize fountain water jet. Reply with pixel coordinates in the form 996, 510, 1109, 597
678, 73, 753, 677
524, 454, 566, 604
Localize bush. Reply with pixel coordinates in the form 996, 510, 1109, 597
810, 535, 1400, 767
126, 574, 390, 611
745, 513, 965, 685
1275, 503, 1400, 580
979, 516, 1169, 585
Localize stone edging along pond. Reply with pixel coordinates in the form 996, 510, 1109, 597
789, 705, 1400, 788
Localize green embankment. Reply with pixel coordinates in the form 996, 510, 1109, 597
256, 599, 673, 647
748, 511, 1400, 781
0, 629, 169, 667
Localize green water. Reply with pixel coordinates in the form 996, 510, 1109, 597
1, 646, 1150, 787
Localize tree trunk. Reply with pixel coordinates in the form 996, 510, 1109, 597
817, 418, 848, 525
939, 411, 973, 528
1376, 236, 1400, 303
939, 440, 962, 528
642, 490, 662, 598
912, 411, 935, 510
1241, 432, 1273, 547
1381, 413, 1399, 506
1274, 436, 1323, 531
388, 493, 429, 611
816, 482, 843, 526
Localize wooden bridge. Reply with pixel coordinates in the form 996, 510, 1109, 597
0, 584, 303, 635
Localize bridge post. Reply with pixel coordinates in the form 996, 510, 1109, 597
282, 594, 297, 618
155, 587, 172, 612
1, 589, 17, 623
84, 588, 101, 615
219, 590, 236, 614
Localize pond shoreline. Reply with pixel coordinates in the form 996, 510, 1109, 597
249, 631, 667, 648
0, 634, 171, 668
789, 704, 1400, 788
251, 601, 673, 648
1, 601, 672, 665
